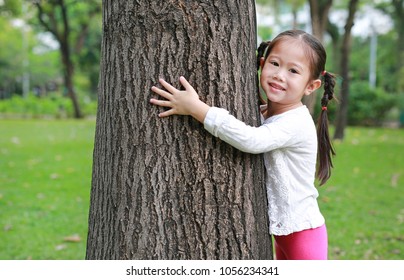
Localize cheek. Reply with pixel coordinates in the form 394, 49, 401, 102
261, 65, 272, 77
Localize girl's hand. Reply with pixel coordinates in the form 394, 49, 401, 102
150, 76, 210, 123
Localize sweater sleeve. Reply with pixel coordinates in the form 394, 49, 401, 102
203, 107, 294, 154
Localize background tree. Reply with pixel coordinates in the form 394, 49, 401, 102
304, 0, 333, 114
333, 0, 359, 140
30, 0, 101, 118
308, 0, 333, 40
86, 0, 272, 260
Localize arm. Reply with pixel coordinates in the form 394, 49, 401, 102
151, 77, 295, 154
204, 107, 283, 154
150, 76, 210, 123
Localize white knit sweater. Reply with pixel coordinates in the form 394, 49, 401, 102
204, 105, 325, 235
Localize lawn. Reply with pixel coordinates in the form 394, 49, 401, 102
319, 127, 404, 259
0, 119, 403, 259
0, 119, 95, 259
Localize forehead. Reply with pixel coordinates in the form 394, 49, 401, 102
269, 38, 312, 67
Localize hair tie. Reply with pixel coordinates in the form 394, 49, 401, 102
322, 106, 327, 111
321, 70, 327, 76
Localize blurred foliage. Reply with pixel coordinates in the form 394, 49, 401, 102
348, 81, 395, 126
0, 0, 402, 125
338, 31, 401, 126
258, 25, 274, 41
0, 0, 101, 102
0, 16, 62, 98
29, 0, 102, 97
0, 17, 22, 96
349, 32, 400, 94
0, 0, 22, 15
0, 95, 73, 118
0, 95, 97, 118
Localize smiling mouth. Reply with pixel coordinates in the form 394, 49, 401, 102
269, 82, 285, 91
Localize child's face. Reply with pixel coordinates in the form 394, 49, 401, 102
260, 38, 321, 114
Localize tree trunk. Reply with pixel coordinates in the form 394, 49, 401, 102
308, 0, 333, 41
60, 41, 82, 119
34, 1, 83, 119
326, 20, 340, 73
305, 0, 333, 115
334, 0, 359, 140
86, 0, 272, 260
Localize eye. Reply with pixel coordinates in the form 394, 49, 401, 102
289, 68, 299, 74
269, 61, 279, 67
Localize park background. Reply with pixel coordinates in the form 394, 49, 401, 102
0, 0, 403, 259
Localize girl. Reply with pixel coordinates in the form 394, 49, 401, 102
150, 30, 336, 260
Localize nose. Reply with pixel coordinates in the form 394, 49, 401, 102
273, 69, 285, 82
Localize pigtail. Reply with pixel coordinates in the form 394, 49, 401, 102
257, 41, 271, 107
316, 71, 336, 186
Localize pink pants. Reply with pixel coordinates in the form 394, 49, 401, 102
274, 224, 328, 260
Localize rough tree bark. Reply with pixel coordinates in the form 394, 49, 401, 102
86, 0, 272, 260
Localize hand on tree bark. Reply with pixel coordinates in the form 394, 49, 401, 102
150, 76, 210, 123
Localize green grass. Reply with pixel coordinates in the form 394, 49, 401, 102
0, 120, 403, 259
0, 119, 95, 259
319, 127, 404, 259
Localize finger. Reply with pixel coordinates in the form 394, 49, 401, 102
158, 108, 176, 118
150, 98, 172, 108
151, 86, 173, 100
179, 76, 194, 91
159, 78, 180, 94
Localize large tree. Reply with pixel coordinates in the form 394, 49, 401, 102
86, 1, 272, 260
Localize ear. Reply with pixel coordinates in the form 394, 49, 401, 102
260, 57, 265, 69
304, 79, 322, 96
